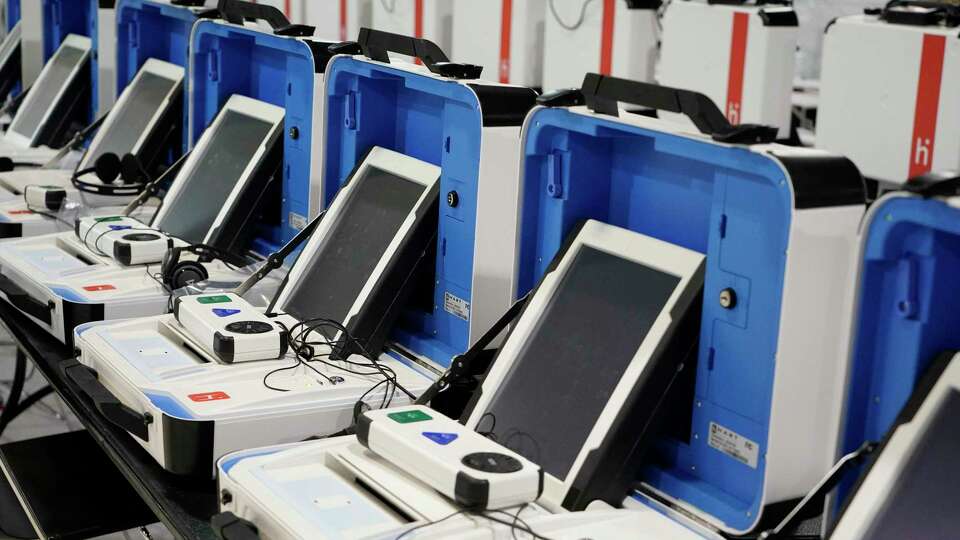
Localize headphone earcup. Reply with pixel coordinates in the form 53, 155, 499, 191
169, 261, 209, 290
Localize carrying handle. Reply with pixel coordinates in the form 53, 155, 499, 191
62, 359, 152, 442
880, 1, 960, 25
0, 274, 53, 324
216, 0, 315, 36
580, 73, 779, 144
905, 171, 960, 198
355, 28, 483, 79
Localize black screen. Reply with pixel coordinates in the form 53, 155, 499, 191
857, 389, 960, 539
156, 110, 276, 244
479, 246, 681, 481
10, 45, 85, 140
83, 71, 178, 166
281, 166, 427, 332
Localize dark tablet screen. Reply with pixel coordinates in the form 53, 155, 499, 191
85, 71, 179, 165
10, 44, 86, 140
156, 109, 276, 244
479, 245, 681, 481
280, 166, 427, 335
857, 389, 960, 539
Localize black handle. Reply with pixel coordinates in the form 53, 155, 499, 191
356, 28, 483, 79
580, 73, 778, 144
216, 0, 315, 36
62, 359, 152, 442
881, 1, 960, 26
211, 512, 261, 540
0, 274, 53, 324
905, 171, 960, 198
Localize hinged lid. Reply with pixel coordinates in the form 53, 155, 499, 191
833, 177, 960, 516
117, 0, 208, 152
190, 9, 335, 254
520, 74, 863, 533
322, 28, 537, 368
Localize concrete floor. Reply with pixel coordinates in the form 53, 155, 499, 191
0, 335, 174, 540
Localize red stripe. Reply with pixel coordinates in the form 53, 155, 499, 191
909, 34, 946, 178
499, 0, 513, 83
284, 0, 291, 19
725, 12, 749, 126
599, 0, 615, 74
340, 0, 348, 41
414, 0, 424, 64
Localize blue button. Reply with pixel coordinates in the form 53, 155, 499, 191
212, 308, 242, 318
108, 225, 132, 231
423, 432, 458, 445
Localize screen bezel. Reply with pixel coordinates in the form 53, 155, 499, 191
464, 219, 705, 511
6, 33, 91, 146
78, 58, 184, 170
828, 358, 960, 540
152, 94, 285, 242
271, 146, 441, 343
0, 22, 21, 75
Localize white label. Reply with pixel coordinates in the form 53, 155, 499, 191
708, 422, 759, 469
443, 292, 470, 321
288, 212, 308, 231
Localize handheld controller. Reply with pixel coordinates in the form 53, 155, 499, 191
75, 216, 175, 265
23, 185, 68, 211
173, 293, 288, 364
357, 405, 544, 510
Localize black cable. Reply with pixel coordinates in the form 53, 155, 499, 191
394, 510, 468, 540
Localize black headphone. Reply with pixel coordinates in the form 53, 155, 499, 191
161, 244, 249, 290
71, 153, 147, 196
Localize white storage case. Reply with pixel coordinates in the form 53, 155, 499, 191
451, 0, 545, 87
541, 0, 660, 92
817, 9, 960, 185
658, 0, 798, 139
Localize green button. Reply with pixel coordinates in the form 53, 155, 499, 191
387, 410, 432, 424
94, 216, 125, 222
197, 295, 232, 305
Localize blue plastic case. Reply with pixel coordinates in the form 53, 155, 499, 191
116, 0, 209, 152
38, 0, 113, 120
5, 0, 19, 32
322, 31, 538, 368
516, 76, 865, 534
832, 188, 960, 515
189, 17, 334, 254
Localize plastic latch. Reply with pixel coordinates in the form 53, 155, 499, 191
537, 88, 586, 108
712, 124, 779, 145
547, 151, 567, 199
431, 62, 483, 80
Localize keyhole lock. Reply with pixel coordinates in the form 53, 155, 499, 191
447, 191, 459, 208
289, 127, 300, 140
719, 288, 737, 310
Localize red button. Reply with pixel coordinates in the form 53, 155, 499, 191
83, 284, 116, 292
188, 392, 230, 402
8, 210, 32, 216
